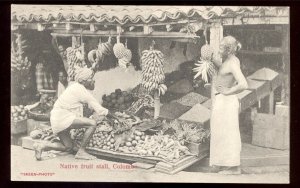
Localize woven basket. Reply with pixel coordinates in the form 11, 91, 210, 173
28, 110, 50, 121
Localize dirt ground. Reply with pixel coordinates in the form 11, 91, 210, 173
11, 145, 289, 183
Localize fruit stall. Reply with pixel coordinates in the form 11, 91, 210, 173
11, 5, 289, 173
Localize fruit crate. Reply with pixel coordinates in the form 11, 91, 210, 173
184, 141, 209, 156
11, 119, 27, 134
252, 112, 289, 150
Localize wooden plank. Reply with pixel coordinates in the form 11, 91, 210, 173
215, 16, 289, 26
155, 152, 208, 175
86, 147, 159, 164
132, 162, 155, 169
51, 30, 200, 39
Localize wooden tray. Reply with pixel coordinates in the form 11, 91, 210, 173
86, 147, 190, 165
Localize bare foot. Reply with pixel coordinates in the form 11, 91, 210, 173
209, 165, 222, 173
33, 143, 43, 161
75, 150, 97, 160
218, 167, 241, 175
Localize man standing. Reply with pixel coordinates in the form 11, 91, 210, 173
33, 68, 109, 160
209, 36, 248, 174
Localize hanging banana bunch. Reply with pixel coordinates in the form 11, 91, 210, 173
66, 42, 87, 82
193, 26, 216, 83
98, 35, 113, 56
141, 40, 167, 96
88, 38, 104, 69
11, 33, 31, 72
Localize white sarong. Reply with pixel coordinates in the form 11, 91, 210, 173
209, 94, 241, 166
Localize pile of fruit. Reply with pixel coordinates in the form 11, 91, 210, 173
30, 127, 60, 142
162, 119, 210, 144
101, 89, 134, 111
126, 95, 154, 115
11, 105, 28, 121
88, 130, 116, 151
118, 132, 192, 162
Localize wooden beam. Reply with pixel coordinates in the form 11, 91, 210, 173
144, 25, 153, 35
90, 24, 96, 32
214, 16, 289, 26
51, 30, 200, 39
37, 23, 46, 31
66, 23, 73, 31
116, 25, 123, 34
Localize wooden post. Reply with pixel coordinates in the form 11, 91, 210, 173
209, 21, 223, 100
281, 25, 290, 105
269, 90, 274, 114
71, 35, 77, 48
209, 21, 223, 60
154, 90, 160, 119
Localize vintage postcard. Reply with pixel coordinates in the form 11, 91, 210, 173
11, 5, 289, 183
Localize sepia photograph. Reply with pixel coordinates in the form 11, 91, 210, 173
10, 5, 289, 183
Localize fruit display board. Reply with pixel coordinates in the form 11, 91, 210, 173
66, 110, 210, 167
101, 89, 134, 112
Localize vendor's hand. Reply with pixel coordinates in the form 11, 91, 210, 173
216, 85, 230, 95
92, 112, 105, 123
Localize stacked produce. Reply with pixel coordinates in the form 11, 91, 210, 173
141, 41, 167, 119
109, 112, 142, 134
11, 34, 31, 72
88, 130, 116, 150
30, 127, 60, 143
119, 133, 192, 162
193, 44, 216, 83
11, 105, 28, 121
162, 119, 210, 144
101, 89, 134, 111
113, 36, 132, 68
126, 95, 154, 115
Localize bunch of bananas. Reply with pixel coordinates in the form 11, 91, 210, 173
88, 36, 113, 67
11, 34, 31, 72
141, 48, 167, 96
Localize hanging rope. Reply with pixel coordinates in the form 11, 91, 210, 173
150, 40, 155, 50
203, 24, 209, 44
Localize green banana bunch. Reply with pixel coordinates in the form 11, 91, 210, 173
141, 49, 167, 96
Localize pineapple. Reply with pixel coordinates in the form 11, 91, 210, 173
193, 44, 216, 83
